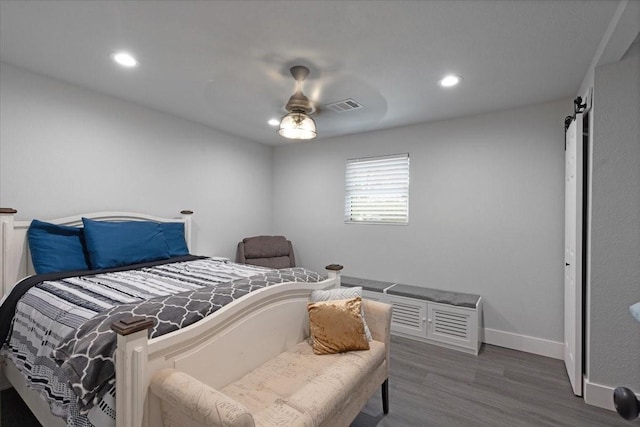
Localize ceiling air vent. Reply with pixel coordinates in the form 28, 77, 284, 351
325, 98, 364, 113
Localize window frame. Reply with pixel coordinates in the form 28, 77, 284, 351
344, 153, 410, 225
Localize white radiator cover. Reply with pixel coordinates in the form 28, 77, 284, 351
364, 291, 482, 355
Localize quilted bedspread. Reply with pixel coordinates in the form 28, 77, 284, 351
54, 267, 324, 412
1, 257, 322, 427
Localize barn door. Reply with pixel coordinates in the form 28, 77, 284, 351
564, 112, 583, 396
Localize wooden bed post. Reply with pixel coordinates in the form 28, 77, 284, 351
111, 317, 155, 427
180, 210, 193, 253
0, 208, 18, 298
325, 264, 343, 288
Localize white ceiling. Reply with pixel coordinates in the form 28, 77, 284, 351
0, 0, 621, 146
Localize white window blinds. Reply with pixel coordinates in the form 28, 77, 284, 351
344, 153, 410, 224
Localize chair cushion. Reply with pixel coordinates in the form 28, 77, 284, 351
243, 256, 292, 269
222, 340, 385, 426
243, 236, 290, 259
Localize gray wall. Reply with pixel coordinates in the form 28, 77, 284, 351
588, 41, 640, 390
273, 99, 570, 343
0, 62, 273, 259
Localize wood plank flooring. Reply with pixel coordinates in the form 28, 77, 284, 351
2, 335, 629, 426
352, 336, 628, 426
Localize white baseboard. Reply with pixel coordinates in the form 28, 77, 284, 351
584, 378, 640, 412
585, 379, 616, 411
483, 328, 564, 360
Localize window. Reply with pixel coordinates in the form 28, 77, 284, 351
344, 153, 410, 224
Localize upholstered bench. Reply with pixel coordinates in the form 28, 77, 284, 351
342, 276, 482, 355
150, 299, 392, 427
341, 276, 392, 294
386, 283, 480, 308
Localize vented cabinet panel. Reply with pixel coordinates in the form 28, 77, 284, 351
386, 295, 427, 337
427, 302, 477, 350
342, 284, 481, 355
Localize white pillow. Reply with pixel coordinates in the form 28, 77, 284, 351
631, 302, 640, 323
310, 286, 373, 341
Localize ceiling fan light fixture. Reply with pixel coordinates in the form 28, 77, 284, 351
277, 65, 318, 140
278, 111, 317, 140
285, 89, 314, 114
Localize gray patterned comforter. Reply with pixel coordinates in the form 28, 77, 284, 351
54, 267, 324, 412
2, 258, 323, 427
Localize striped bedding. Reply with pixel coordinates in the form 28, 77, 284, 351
0, 257, 298, 427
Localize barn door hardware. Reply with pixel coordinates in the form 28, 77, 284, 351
564, 96, 588, 150
565, 96, 587, 131
574, 96, 587, 114
564, 96, 587, 132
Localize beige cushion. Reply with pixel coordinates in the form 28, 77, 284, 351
222, 340, 385, 426
150, 369, 255, 427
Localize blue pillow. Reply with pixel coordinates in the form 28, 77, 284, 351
160, 222, 190, 257
28, 220, 91, 274
82, 218, 170, 269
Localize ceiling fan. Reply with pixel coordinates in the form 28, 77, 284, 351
278, 65, 317, 140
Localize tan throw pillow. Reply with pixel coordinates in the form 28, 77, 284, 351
310, 287, 372, 341
307, 296, 370, 355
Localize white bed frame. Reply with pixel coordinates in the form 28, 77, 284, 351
0, 209, 341, 427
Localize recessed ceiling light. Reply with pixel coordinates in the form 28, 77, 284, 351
109, 51, 139, 68
439, 74, 462, 88
268, 118, 280, 126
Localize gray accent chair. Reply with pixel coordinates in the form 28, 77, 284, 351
236, 235, 295, 269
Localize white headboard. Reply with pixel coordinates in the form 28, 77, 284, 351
0, 209, 193, 299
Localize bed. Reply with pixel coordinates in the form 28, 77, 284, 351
0, 209, 342, 427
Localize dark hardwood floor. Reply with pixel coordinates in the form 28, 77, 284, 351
353, 336, 628, 426
2, 335, 629, 426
